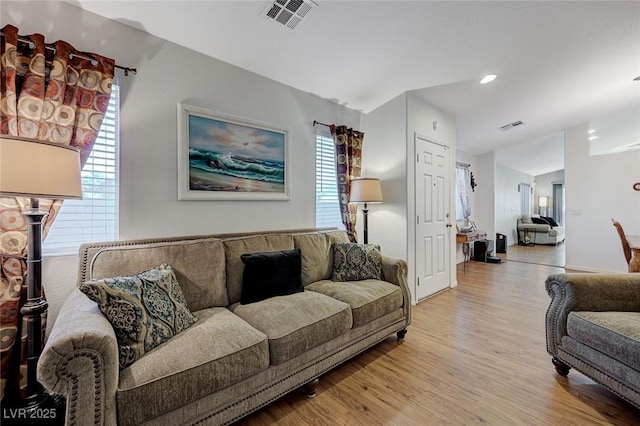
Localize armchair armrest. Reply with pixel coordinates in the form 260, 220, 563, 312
545, 273, 640, 356
38, 288, 119, 426
381, 256, 411, 325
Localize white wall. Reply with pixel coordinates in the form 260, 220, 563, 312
361, 93, 408, 260
476, 152, 496, 242
454, 149, 479, 263
495, 163, 534, 246
564, 123, 640, 273
3, 1, 363, 331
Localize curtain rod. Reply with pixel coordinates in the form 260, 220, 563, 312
1, 32, 137, 76
313, 120, 331, 128
456, 161, 471, 168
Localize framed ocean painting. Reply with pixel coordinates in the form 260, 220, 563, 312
178, 103, 289, 200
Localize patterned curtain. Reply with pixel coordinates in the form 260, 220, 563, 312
331, 125, 363, 243
0, 24, 115, 400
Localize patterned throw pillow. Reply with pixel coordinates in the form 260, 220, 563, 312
332, 242, 382, 281
80, 264, 198, 368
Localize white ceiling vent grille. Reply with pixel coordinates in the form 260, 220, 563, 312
499, 120, 525, 131
263, 0, 318, 30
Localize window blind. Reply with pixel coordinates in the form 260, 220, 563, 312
43, 84, 120, 256
315, 133, 344, 229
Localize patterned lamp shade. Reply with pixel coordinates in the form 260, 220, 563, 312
0, 135, 82, 199
350, 178, 383, 204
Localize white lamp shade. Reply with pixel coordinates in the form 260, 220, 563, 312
350, 178, 383, 203
0, 135, 82, 199
538, 196, 548, 207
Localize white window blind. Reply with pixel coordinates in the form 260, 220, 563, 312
315, 132, 344, 229
43, 83, 119, 256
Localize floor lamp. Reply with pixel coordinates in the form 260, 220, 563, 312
350, 178, 383, 244
0, 135, 82, 411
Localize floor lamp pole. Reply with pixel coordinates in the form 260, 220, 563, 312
21, 197, 49, 407
362, 202, 369, 244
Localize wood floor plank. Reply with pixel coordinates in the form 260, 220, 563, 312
236, 259, 640, 425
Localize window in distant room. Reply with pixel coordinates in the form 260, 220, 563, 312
315, 131, 344, 229
43, 83, 120, 255
455, 163, 472, 222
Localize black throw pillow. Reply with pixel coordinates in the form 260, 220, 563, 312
531, 217, 550, 225
542, 216, 559, 227
240, 248, 303, 304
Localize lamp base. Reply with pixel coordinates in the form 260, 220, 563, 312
1, 393, 65, 425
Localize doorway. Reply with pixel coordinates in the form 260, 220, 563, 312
414, 135, 451, 301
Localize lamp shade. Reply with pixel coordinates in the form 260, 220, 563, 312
0, 135, 82, 199
538, 196, 548, 208
350, 178, 383, 203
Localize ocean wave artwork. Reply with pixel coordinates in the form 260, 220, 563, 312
187, 114, 286, 193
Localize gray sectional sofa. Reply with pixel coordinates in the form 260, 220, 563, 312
545, 273, 640, 409
37, 228, 411, 425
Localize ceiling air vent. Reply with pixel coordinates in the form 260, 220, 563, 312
263, 0, 318, 30
499, 120, 525, 131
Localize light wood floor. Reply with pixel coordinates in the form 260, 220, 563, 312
501, 242, 566, 268
237, 260, 640, 425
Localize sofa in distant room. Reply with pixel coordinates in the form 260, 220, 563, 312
517, 214, 565, 245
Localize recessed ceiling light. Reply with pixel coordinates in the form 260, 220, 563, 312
589, 136, 598, 140
588, 129, 596, 134
480, 74, 497, 84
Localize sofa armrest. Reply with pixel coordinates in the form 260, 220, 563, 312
38, 287, 119, 426
545, 273, 640, 356
381, 256, 411, 325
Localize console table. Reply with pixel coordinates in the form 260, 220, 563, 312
457, 230, 488, 273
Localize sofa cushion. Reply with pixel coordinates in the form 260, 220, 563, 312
232, 291, 352, 365
224, 234, 294, 304
89, 238, 228, 310
293, 232, 333, 285
567, 311, 640, 370
117, 307, 269, 426
293, 230, 351, 285
80, 264, 198, 368
332, 242, 382, 281
307, 279, 403, 328
240, 248, 304, 304
542, 216, 559, 227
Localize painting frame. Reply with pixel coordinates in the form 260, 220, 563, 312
177, 103, 290, 201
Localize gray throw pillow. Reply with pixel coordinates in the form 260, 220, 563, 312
332, 242, 382, 281
80, 264, 198, 368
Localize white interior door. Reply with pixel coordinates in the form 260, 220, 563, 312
415, 136, 451, 301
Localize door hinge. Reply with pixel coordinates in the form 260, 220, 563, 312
417, 215, 419, 224
416, 154, 419, 162
417, 277, 420, 286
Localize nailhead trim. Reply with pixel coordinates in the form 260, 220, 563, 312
58, 349, 104, 426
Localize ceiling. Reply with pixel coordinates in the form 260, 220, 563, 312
67, 1, 640, 176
